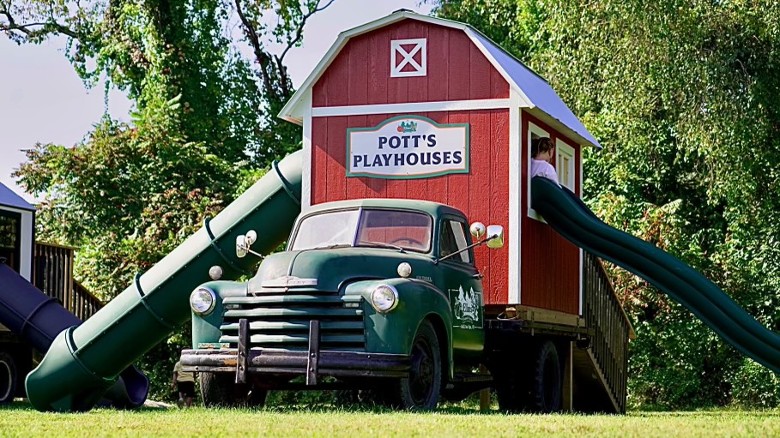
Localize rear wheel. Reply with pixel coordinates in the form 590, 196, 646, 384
387, 321, 442, 410
531, 340, 562, 413
493, 340, 562, 413
0, 352, 17, 404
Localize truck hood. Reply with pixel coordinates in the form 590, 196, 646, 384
246, 247, 433, 293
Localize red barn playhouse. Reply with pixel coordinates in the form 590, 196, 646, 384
280, 10, 633, 412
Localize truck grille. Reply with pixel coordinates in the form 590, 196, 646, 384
219, 291, 365, 351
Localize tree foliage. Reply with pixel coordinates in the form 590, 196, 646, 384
3, 0, 331, 400
432, 0, 780, 408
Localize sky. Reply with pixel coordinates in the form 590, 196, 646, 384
0, 0, 433, 203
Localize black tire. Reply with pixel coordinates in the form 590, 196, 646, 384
247, 386, 268, 408
199, 372, 248, 408
0, 352, 17, 404
493, 357, 531, 412
530, 341, 562, 413
493, 340, 562, 413
387, 320, 442, 410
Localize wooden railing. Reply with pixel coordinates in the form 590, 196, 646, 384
32, 242, 103, 320
582, 252, 633, 413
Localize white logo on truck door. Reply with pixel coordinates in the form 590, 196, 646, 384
451, 285, 482, 328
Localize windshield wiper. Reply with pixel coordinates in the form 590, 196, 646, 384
359, 241, 405, 252
309, 243, 352, 250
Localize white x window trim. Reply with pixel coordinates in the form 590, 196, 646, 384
391, 38, 427, 77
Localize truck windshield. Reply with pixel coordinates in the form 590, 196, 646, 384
291, 209, 432, 253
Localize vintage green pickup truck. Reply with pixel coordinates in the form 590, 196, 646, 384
180, 197, 576, 412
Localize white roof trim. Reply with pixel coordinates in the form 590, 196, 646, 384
526, 107, 593, 150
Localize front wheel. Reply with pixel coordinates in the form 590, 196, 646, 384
199, 372, 250, 408
387, 320, 442, 410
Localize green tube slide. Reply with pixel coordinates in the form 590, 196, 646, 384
531, 176, 780, 374
25, 150, 303, 411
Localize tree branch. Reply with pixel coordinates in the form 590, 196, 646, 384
234, 0, 277, 100
276, 0, 335, 63
1, 9, 79, 39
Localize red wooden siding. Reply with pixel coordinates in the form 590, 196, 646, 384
520, 111, 582, 314
311, 110, 510, 304
313, 19, 509, 106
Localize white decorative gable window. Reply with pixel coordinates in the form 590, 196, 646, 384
391, 38, 427, 77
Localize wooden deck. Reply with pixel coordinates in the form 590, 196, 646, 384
32, 242, 103, 321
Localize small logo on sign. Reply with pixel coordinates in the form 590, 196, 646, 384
397, 121, 417, 133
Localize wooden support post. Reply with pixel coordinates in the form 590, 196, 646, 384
562, 341, 573, 412
478, 364, 491, 411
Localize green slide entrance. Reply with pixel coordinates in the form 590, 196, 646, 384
25, 151, 303, 411
531, 176, 779, 374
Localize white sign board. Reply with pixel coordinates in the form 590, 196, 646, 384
347, 116, 470, 179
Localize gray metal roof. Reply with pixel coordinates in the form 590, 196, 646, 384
0, 182, 34, 211
470, 31, 601, 148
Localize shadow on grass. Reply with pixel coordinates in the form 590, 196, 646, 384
0, 400, 34, 411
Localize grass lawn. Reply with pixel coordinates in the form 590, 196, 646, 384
0, 401, 777, 437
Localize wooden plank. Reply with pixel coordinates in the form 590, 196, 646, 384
311, 118, 329, 204
367, 26, 389, 105
515, 305, 584, 327
347, 35, 369, 106
427, 25, 449, 102
405, 21, 428, 103
469, 41, 492, 100
326, 117, 349, 201
447, 30, 470, 101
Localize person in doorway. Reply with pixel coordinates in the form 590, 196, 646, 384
531, 136, 560, 185
172, 360, 196, 407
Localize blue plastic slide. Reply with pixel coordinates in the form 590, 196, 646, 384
531, 176, 779, 374
0, 263, 148, 408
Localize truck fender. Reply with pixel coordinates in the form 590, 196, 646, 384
343, 278, 454, 379
190, 280, 247, 347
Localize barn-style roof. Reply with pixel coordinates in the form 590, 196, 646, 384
279, 9, 600, 148
0, 182, 34, 211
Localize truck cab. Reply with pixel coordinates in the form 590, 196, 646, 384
181, 198, 503, 409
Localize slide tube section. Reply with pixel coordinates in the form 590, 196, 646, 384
531, 176, 779, 374
26, 150, 303, 411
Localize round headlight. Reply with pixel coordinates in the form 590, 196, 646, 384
190, 287, 216, 315
371, 284, 399, 313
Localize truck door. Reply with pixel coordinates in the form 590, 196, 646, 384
438, 217, 484, 357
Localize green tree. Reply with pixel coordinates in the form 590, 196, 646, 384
3, 0, 332, 400
432, 0, 780, 408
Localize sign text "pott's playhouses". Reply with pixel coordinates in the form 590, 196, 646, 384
347, 116, 469, 179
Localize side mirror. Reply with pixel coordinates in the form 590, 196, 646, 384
469, 222, 486, 239
236, 229, 258, 258
245, 230, 257, 246
236, 235, 248, 258
485, 225, 504, 249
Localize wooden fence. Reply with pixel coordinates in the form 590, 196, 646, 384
32, 242, 103, 321
582, 252, 633, 413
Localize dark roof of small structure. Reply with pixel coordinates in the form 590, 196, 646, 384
0, 182, 35, 211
